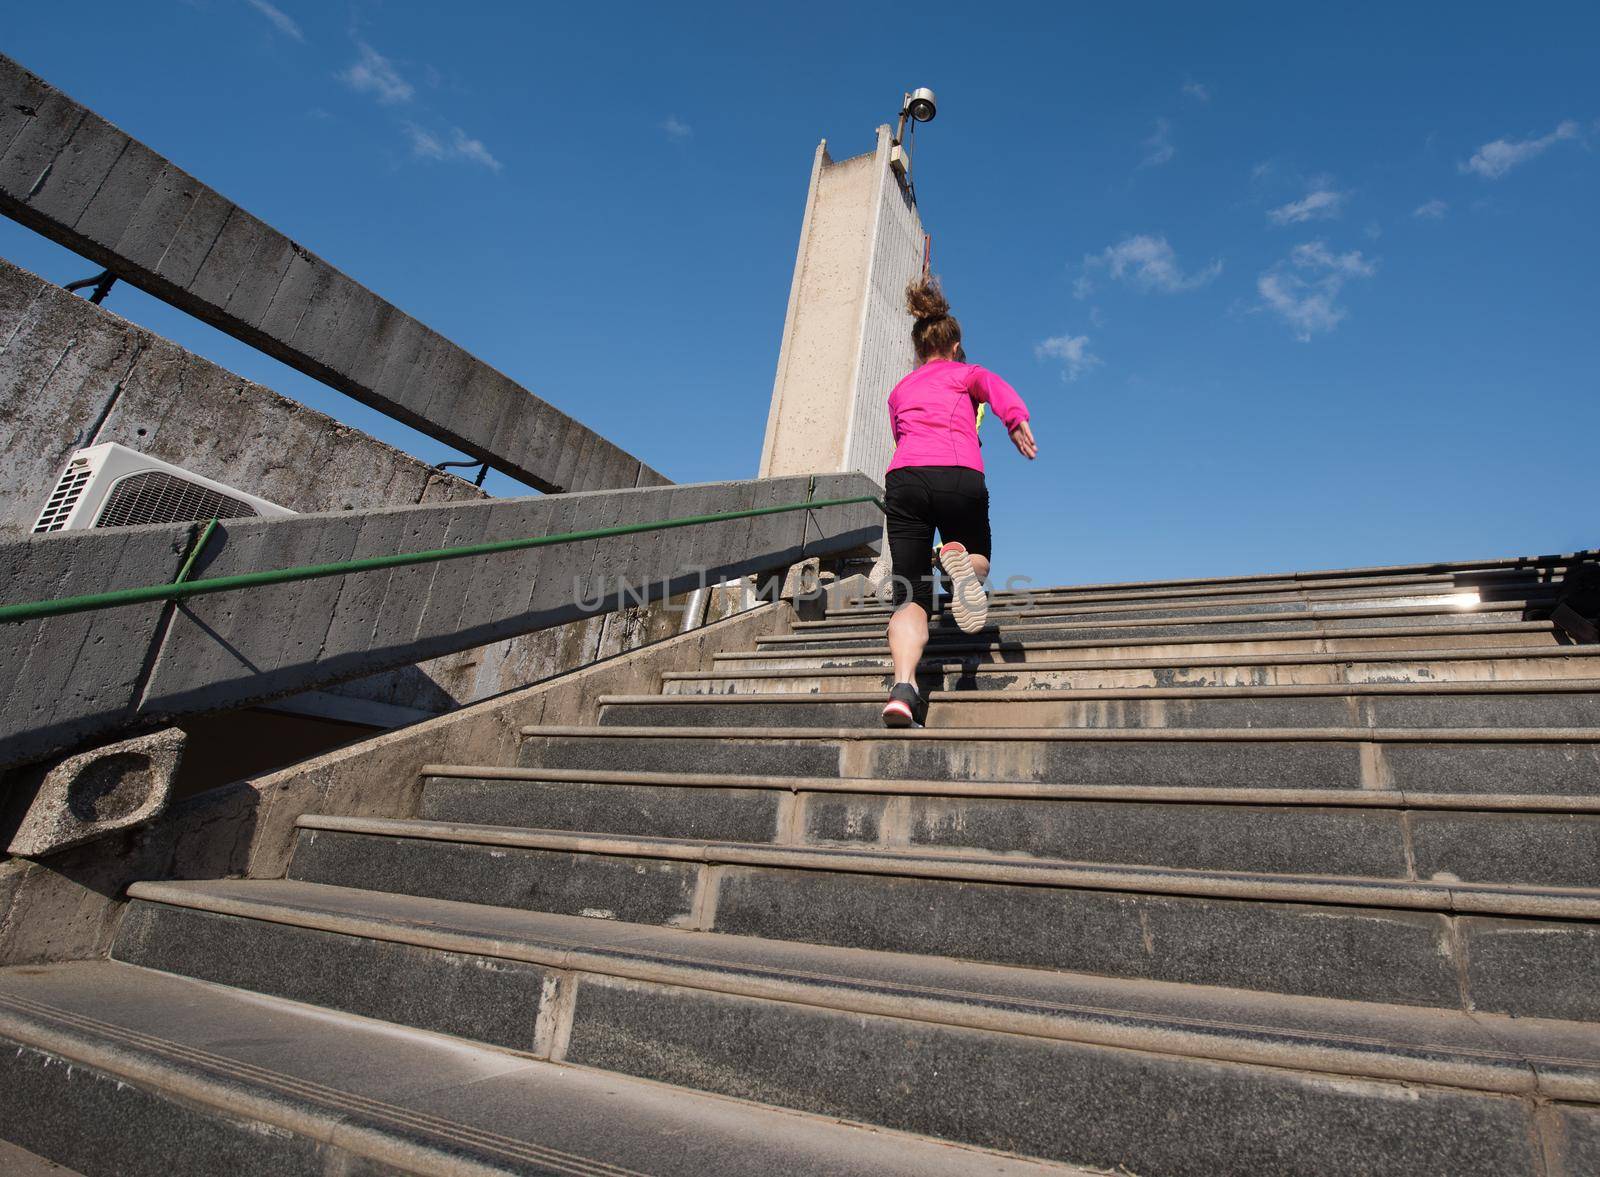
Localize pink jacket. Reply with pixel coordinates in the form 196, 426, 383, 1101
886, 360, 1030, 474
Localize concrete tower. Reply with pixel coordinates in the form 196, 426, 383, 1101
758, 126, 927, 481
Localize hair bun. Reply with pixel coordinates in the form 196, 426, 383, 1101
905, 276, 950, 321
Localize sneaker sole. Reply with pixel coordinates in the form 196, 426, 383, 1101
881, 700, 923, 729
938, 545, 988, 634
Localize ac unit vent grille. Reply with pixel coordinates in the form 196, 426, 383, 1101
94, 471, 262, 528
33, 466, 94, 533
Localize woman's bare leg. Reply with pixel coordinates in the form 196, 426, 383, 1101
888, 602, 929, 684
890, 554, 990, 684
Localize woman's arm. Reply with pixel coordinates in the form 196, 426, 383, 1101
968, 366, 1037, 459
968, 366, 1030, 430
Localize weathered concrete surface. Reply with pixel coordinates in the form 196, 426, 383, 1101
0, 962, 1061, 1177
0, 473, 878, 767
0, 256, 482, 533
6, 728, 183, 857
115, 900, 556, 1051
566, 974, 1540, 1177
760, 127, 923, 480
0, 54, 664, 494
0, 256, 681, 724
0, 600, 794, 966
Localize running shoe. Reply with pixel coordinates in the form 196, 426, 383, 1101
881, 682, 928, 728
938, 541, 989, 634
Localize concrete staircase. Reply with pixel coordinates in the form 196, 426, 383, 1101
3, 554, 1599, 1175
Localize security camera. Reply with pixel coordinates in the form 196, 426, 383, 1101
905, 87, 937, 123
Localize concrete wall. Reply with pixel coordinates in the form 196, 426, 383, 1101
0, 257, 482, 532
759, 126, 924, 481
0, 601, 796, 967
0, 255, 680, 728
846, 143, 925, 481
0, 53, 664, 494
0, 473, 881, 768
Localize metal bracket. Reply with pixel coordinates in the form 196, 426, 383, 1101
64, 270, 118, 305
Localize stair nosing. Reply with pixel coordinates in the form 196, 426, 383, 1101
417, 762, 1600, 813
598, 678, 1600, 705
825, 552, 1586, 597
762, 604, 1538, 645
801, 595, 1546, 628
663, 644, 1600, 680
519, 722, 1600, 744
716, 622, 1558, 661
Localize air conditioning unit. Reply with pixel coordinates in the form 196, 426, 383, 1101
32, 443, 296, 533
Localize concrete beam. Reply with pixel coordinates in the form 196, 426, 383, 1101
0, 54, 665, 494
0, 473, 881, 768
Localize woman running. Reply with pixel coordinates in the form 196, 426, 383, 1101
881, 276, 1037, 729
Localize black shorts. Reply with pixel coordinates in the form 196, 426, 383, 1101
883, 466, 991, 615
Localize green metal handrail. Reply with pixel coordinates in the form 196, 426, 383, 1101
0, 493, 884, 625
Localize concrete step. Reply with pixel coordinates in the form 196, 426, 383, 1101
811, 586, 1551, 629
420, 761, 1600, 813
0, 961, 1054, 1177
515, 723, 1600, 797
0, 1140, 83, 1176
760, 605, 1540, 653
414, 763, 1600, 886
824, 555, 1581, 609
283, 814, 1600, 1017
111, 879, 1600, 1176
595, 681, 1600, 731
715, 621, 1567, 670
664, 644, 1600, 695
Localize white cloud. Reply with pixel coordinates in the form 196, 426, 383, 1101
662, 115, 692, 141
339, 42, 413, 105
404, 123, 501, 172
1182, 80, 1211, 103
1289, 241, 1376, 277
1413, 198, 1449, 219
1258, 240, 1377, 341
1035, 334, 1102, 382
448, 128, 501, 171
1140, 118, 1174, 168
404, 124, 445, 159
1267, 188, 1346, 225
1078, 234, 1222, 297
246, 0, 303, 40
1460, 120, 1580, 179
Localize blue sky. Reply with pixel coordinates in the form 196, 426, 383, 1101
3, 2, 1597, 587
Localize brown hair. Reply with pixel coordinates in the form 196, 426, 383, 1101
906, 275, 962, 363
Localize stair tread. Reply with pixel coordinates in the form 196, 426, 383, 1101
122, 878, 1600, 1100
290, 813, 1600, 917
600, 678, 1600, 703
523, 722, 1600, 742
717, 622, 1559, 661
806, 591, 1542, 630
663, 643, 1600, 680
420, 761, 1600, 811
826, 552, 1582, 596
0, 960, 1068, 1177
761, 610, 1538, 646
0, 1140, 84, 1177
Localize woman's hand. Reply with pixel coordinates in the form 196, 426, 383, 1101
1009, 420, 1038, 460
